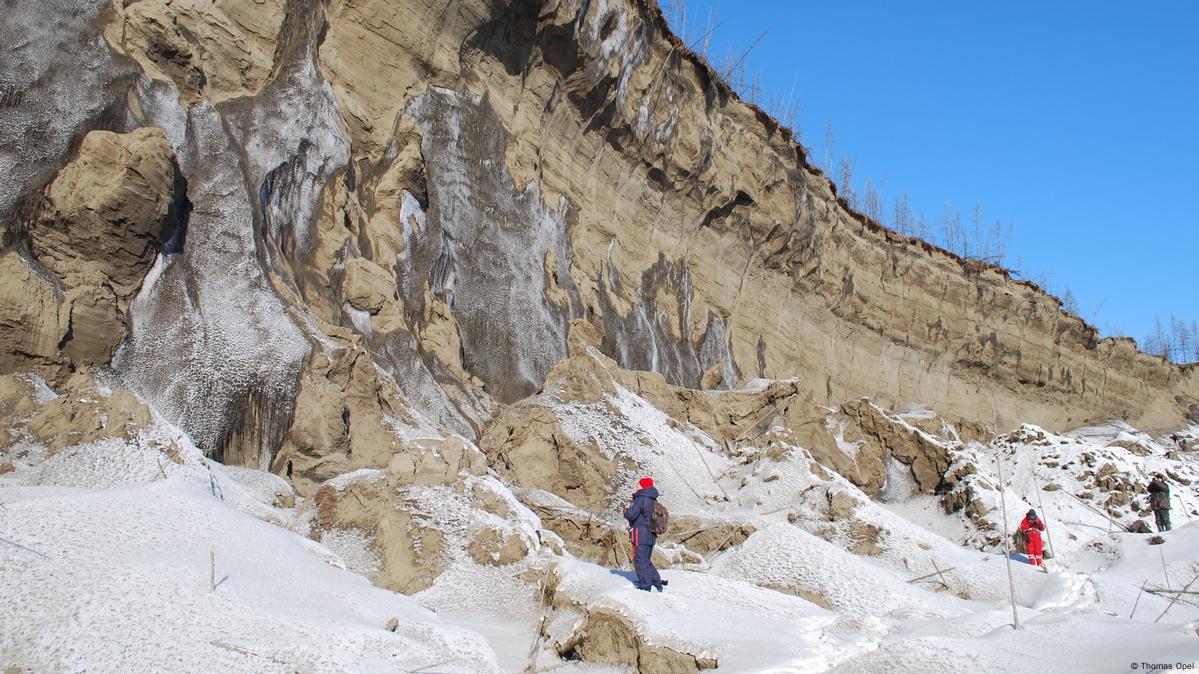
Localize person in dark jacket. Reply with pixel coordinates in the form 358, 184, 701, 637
1148, 474, 1172, 532
623, 477, 664, 592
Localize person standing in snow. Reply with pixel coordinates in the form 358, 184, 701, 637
1148, 474, 1172, 532
623, 477, 665, 592
1018, 509, 1047, 569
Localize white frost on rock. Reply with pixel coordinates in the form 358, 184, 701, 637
113, 101, 310, 455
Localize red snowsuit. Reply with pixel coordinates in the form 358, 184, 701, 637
1018, 516, 1046, 567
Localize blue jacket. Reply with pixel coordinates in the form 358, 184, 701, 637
623, 486, 659, 545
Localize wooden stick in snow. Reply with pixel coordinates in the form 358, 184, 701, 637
1155, 574, 1199, 623
1130, 579, 1147, 620
686, 435, 728, 501
733, 404, 778, 442
1143, 587, 1199, 595
525, 563, 556, 673
0, 536, 49, 559
906, 566, 958, 584
1142, 587, 1199, 611
1060, 489, 1132, 532
1174, 494, 1192, 524
930, 558, 953, 589
210, 545, 216, 593
209, 640, 290, 665
995, 444, 1021, 629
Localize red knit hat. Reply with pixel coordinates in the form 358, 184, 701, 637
638, 477, 654, 489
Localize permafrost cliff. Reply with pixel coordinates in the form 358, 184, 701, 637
4, 0, 1196, 470
2, 1, 1199, 672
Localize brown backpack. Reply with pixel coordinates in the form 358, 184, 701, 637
1013, 530, 1029, 554
649, 501, 670, 535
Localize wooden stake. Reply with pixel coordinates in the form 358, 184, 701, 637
686, 435, 728, 501
526, 563, 556, 673
1061, 489, 1131, 532
995, 444, 1020, 629
1174, 493, 1192, 524
1143, 587, 1199, 595
210, 545, 216, 593
1142, 587, 1199, 611
1130, 579, 1147, 620
906, 566, 958, 585
930, 558, 953, 590
1155, 574, 1199, 623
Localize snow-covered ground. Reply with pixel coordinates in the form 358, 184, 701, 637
3, 377, 1198, 673
0, 422, 499, 673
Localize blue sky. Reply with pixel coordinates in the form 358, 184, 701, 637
662, 1, 1197, 344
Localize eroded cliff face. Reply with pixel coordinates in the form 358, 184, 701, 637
1, 0, 1196, 477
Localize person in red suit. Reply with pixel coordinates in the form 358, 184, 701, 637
1018, 509, 1047, 569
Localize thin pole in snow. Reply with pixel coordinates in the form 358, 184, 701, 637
1060, 489, 1132, 532
1175, 493, 1192, 524
1155, 574, 1199, 623
1130, 578, 1148, 620
210, 545, 216, 593
1159, 547, 1172, 592
995, 441, 1021, 629
0, 536, 49, 559
906, 566, 959, 584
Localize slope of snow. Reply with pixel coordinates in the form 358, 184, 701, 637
0, 425, 497, 673
552, 556, 876, 673
549, 380, 736, 513
709, 523, 967, 617
4, 372, 1199, 673
939, 424, 1199, 555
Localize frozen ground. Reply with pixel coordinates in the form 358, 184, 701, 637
0, 423, 498, 673
2, 383, 1198, 673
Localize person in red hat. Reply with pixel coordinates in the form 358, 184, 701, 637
623, 477, 665, 591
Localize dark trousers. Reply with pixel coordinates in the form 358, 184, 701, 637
1155, 509, 1172, 532
633, 543, 661, 590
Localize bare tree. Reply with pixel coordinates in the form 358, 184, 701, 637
915, 213, 929, 240
893, 193, 913, 236
1191, 320, 1199, 363
1170, 315, 1180, 361
1034, 270, 1055, 296
990, 219, 1011, 263
1060, 288, 1079, 314
664, 0, 688, 41
1142, 328, 1158, 358
940, 203, 962, 256
1177, 319, 1193, 363
972, 202, 984, 259
701, 5, 716, 56
863, 179, 882, 222
1148, 317, 1169, 358
780, 73, 801, 133
1164, 314, 1199, 364
839, 156, 856, 208
823, 122, 835, 175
